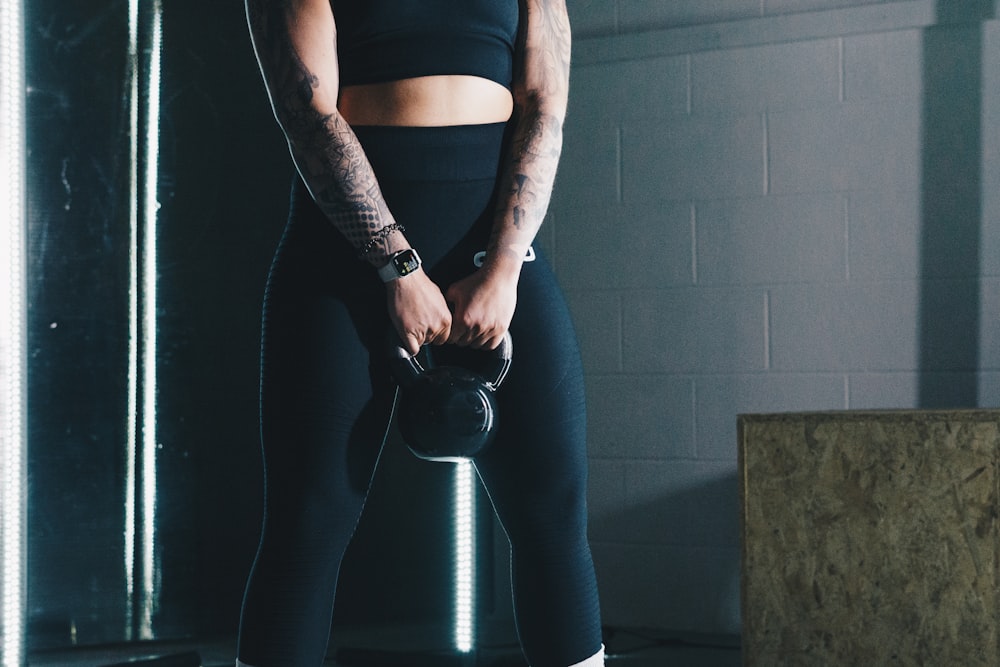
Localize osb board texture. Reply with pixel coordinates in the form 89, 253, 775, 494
739, 411, 1000, 667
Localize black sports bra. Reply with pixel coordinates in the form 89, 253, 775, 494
333, 0, 519, 90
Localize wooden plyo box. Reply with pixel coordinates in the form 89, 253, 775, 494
738, 410, 1000, 666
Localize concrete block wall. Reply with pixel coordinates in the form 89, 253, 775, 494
547, 0, 1000, 636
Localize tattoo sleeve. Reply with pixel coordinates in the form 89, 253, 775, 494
246, 0, 401, 265
489, 0, 572, 266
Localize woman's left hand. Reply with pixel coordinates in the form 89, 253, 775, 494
445, 269, 518, 350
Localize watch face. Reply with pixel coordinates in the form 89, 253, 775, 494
394, 249, 420, 276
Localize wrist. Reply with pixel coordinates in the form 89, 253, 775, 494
481, 244, 527, 280
358, 222, 404, 261
360, 222, 413, 267
480, 254, 523, 286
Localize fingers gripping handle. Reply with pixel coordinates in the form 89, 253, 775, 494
388, 330, 513, 389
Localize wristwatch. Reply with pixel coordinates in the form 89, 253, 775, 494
378, 248, 422, 282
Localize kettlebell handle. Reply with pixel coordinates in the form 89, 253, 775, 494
389, 330, 513, 390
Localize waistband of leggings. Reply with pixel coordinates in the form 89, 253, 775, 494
352, 122, 508, 183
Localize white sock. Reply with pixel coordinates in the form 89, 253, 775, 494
566, 644, 605, 667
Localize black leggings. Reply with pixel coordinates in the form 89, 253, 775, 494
237, 123, 602, 667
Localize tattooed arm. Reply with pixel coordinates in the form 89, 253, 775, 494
245, 0, 451, 353
491, 0, 571, 269
446, 0, 571, 349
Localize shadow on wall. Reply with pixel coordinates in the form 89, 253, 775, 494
917, 1, 994, 407
591, 471, 741, 636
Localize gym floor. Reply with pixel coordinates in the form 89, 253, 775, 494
27, 630, 742, 667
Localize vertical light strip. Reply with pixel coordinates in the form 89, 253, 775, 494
124, 0, 140, 641
0, 0, 26, 664
453, 462, 476, 653
125, 0, 163, 641
138, 0, 163, 639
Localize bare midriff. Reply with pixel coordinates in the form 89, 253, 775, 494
338, 75, 514, 127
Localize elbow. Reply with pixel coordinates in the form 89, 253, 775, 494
512, 88, 566, 136
265, 74, 340, 149
512, 74, 569, 123
513, 79, 560, 107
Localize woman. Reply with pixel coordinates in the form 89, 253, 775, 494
237, 1, 604, 665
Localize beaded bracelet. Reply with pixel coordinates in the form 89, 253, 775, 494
357, 223, 405, 259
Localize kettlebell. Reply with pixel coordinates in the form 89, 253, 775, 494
389, 330, 513, 462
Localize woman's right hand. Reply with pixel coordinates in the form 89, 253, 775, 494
386, 269, 452, 356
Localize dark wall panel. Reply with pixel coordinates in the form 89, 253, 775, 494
26, 0, 133, 650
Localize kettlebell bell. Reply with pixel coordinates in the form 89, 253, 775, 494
389, 331, 513, 462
